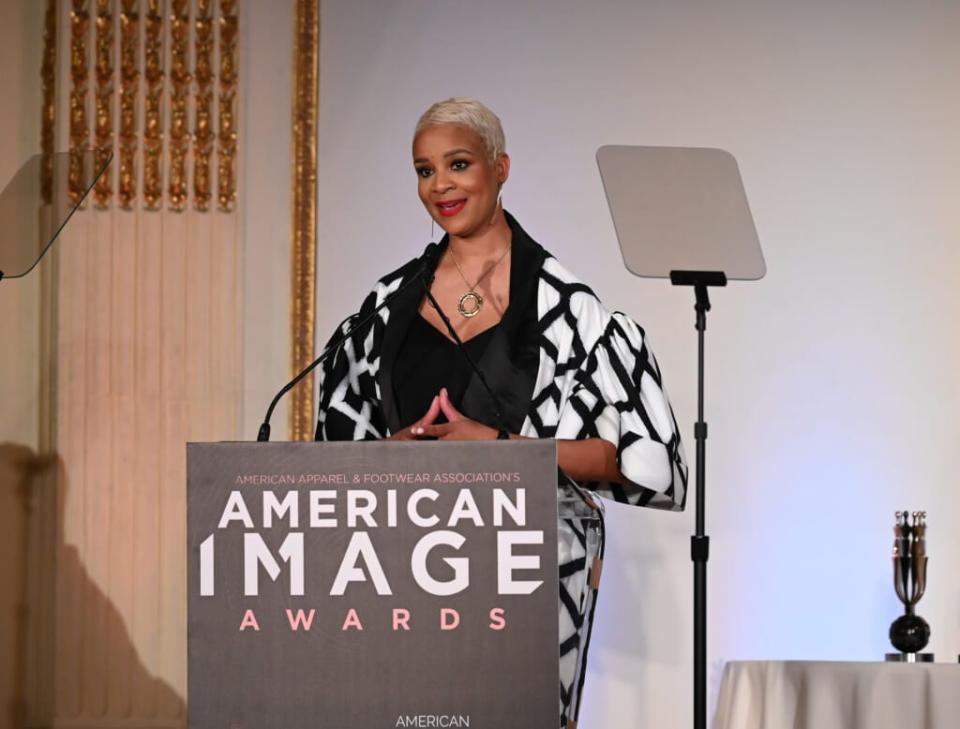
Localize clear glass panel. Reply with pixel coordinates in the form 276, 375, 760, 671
0, 150, 112, 281
597, 145, 766, 281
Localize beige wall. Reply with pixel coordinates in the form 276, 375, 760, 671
241, 0, 294, 441
316, 2, 960, 728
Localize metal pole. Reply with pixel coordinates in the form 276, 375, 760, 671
692, 283, 710, 729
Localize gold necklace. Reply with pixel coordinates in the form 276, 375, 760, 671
447, 243, 512, 318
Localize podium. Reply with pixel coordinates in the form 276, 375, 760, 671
187, 439, 601, 728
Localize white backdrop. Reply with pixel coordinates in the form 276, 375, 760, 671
314, 2, 960, 727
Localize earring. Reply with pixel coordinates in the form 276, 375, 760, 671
431, 218, 436, 240
489, 189, 502, 226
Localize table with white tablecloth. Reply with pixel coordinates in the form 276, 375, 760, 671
714, 660, 960, 729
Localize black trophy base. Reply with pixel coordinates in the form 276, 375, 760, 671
889, 613, 930, 654
885, 652, 934, 663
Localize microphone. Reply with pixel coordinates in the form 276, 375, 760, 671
257, 246, 438, 442
419, 278, 511, 438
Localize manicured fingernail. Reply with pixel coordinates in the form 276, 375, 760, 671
413, 427, 424, 435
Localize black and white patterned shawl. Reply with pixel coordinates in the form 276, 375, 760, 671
315, 213, 687, 726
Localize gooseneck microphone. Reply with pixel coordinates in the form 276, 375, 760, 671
256, 247, 438, 442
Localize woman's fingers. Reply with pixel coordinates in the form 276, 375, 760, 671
417, 395, 440, 427
438, 387, 463, 421
406, 392, 496, 440
388, 396, 440, 440
413, 419, 498, 441
412, 422, 451, 439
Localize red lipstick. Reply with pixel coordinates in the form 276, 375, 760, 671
436, 199, 466, 217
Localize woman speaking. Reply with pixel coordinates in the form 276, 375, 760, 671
315, 97, 687, 726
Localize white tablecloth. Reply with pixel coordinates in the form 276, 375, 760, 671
714, 660, 960, 729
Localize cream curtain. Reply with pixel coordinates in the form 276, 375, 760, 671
23, 1, 242, 725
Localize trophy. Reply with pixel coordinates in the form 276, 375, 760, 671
885, 511, 933, 662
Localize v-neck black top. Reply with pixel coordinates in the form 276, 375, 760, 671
343, 211, 547, 440
392, 314, 501, 428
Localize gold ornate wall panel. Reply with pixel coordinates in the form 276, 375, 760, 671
69, 1, 91, 201
117, 0, 139, 208
66, 0, 240, 212
168, 0, 190, 210
193, 0, 214, 210
217, 0, 238, 212
289, 0, 319, 441
143, 0, 164, 209
93, 0, 114, 207
41, 1, 58, 203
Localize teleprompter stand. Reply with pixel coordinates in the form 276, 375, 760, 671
597, 146, 765, 729
670, 268, 726, 729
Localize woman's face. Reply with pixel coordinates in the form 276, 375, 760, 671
413, 123, 509, 239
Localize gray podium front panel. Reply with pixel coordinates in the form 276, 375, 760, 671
187, 440, 559, 729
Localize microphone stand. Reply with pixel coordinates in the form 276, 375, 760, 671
670, 269, 726, 729
257, 250, 437, 442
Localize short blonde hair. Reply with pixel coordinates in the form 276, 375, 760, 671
414, 97, 506, 161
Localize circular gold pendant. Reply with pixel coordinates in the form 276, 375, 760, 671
458, 291, 483, 318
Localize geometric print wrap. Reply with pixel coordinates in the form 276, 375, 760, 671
315, 221, 687, 727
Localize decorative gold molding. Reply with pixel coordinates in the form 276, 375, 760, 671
40, 0, 57, 204
93, 0, 114, 208
168, 0, 190, 211
143, 0, 164, 210
118, 0, 139, 209
217, 0, 238, 212
62, 0, 240, 213
69, 0, 91, 203
193, 0, 214, 211
289, 0, 319, 441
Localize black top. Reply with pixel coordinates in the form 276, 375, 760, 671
392, 314, 500, 428
316, 211, 548, 440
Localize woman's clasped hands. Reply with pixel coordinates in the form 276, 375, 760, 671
390, 387, 501, 441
